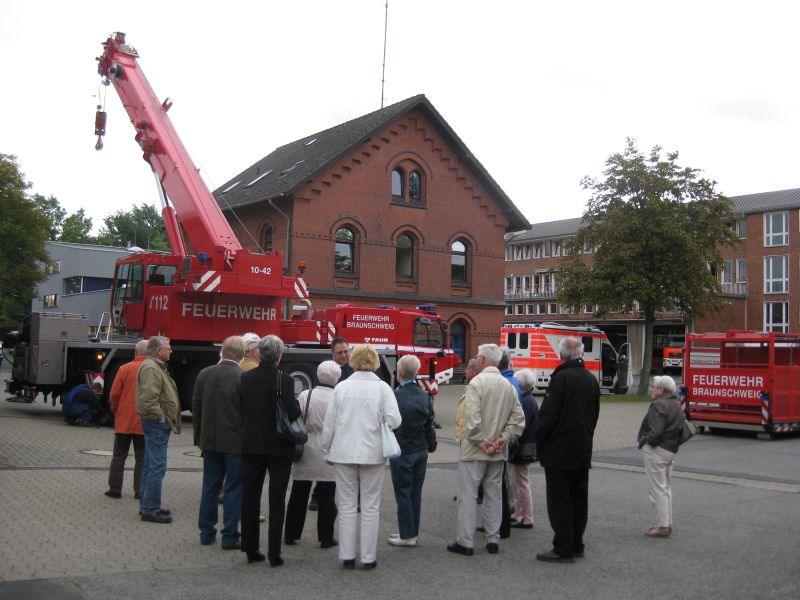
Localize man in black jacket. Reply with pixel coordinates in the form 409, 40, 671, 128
536, 336, 600, 564
192, 335, 245, 550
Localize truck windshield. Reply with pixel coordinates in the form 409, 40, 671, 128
414, 317, 445, 348
113, 262, 144, 304
147, 264, 177, 285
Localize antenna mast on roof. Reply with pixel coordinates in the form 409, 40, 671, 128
381, 0, 389, 108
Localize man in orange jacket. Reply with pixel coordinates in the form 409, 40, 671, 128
105, 339, 148, 499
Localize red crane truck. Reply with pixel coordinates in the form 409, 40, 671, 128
4, 32, 459, 410
683, 330, 800, 438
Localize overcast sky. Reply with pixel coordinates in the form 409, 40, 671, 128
2, 0, 798, 233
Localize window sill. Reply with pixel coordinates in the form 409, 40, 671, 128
390, 198, 427, 209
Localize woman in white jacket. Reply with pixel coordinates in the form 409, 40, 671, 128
321, 344, 401, 570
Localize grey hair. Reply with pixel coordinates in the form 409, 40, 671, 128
498, 346, 511, 371
513, 368, 535, 392
651, 375, 677, 395
258, 335, 284, 365
397, 354, 421, 382
316, 360, 341, 387
146, 335, 170, 357
241, 332, 260, 353
477, 343, 502, 366
558, 336, 583, 361
135, 339, 149, 356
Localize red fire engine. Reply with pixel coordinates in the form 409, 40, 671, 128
684, 330, 800, 437
4, 33, 459, 409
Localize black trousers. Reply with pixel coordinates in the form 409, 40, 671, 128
544, 467, 589, 558
107, 433, 145, 495
241, 453, 292, 559
285, 480, 337, 544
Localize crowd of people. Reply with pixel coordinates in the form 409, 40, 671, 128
76, 330, 684, 569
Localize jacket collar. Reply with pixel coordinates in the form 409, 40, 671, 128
552, 358, 585, 376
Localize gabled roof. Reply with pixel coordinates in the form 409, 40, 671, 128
213, 94, 529, 230
505, 217, 584, 243
729, 188, 800, 215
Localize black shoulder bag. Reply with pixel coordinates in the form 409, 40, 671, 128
274, 371, 308, 461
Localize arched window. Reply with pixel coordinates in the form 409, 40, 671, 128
391, 168, 404, 198
409, 170, 421, 201
335, 226, 356, 273
396, 233, 415, 279
451, 239, 468, 284
263, 226, 273, 252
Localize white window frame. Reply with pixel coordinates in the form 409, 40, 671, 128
551, 240, 561, 257
515, 304, 524, 315
764, 302, 789, 332
537, 303, 546, 315
542, 241, 550, 258
736, 217, 747, 239
534, 243, 542, 259
764, 211, 789, 247
526, 303, 534, 315
523, 244, 532, 259
764, 255, 789, 294
548, 303, 558, 314
505, 305, 513, 316
736, 259, 747, 283
721, 259, 733, 284
513, 245, 523, 260
505, 246, 513, 261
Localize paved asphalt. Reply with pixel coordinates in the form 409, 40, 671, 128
1, 364, 799, 600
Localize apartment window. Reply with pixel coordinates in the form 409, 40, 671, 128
534, 243, 542, 259
736, 259, 747, 283
522, 275, 531, 292
63, 276, 82, 295
523, 244, 532, 259
46, 258, 61, 274
505, 246, 513, 261
562, 239, 572, 256
513, 245, 523, 260
764, 211, 788, 247
335, 226, 356, 274
505, 276, 514, 294
395, 233, 416, 279
542, 241, 550, 258
548, 303, 557, 314
43, 294, 57, 308
451, 240, 468, 284
560, 304, 570, 314
515, 304, 524, 315
736, 217, 747, 239
551, 240, 561, 257
537, 303, 546, 315
764, 302, 789, 332
764, 255, 789, 293
526, 304, 534, 315
584, 304, 594, 314
505, 305, 513, 316
721, 259, 733, 284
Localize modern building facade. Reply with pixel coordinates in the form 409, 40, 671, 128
503, 188, 800, 378
34, 242, 133, 336
215, 95, 529, 363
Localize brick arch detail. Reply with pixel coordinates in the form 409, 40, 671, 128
384, 150, 433, 181
330, 218, 368, 240
447, 231, 479, 254
391, 224, 425, 246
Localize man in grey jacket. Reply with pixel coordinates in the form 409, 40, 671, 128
193, 336, 245, 549
447, 344, 525, 556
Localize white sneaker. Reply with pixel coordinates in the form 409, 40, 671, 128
388, 536, 417, 547
389, 532, 401, 539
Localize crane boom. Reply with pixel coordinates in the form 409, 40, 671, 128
97, 32, 241, 267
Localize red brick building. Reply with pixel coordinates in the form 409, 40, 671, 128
215, 95, 529, 362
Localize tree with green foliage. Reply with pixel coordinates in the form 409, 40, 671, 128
60, 209, 95, 243
96, 203, 169, 250
557, 139, 738, 394
0, 155, 50, 325
32, 194, 66, 240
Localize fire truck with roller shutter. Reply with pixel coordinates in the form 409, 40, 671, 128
501, 322, 625, 394
4, 32, 459, 410
683, 330, 800, 437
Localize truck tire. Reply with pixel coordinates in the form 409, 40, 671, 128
285, 363, 316, 396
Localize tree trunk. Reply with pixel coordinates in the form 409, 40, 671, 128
636, 311, 656, 395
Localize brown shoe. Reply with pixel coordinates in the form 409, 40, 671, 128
645, 527, 671, 538
536, 550, 575, 564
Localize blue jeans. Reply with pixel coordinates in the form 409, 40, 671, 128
139, 419, 171, 515
199, 451, 242, 545
64, 402, 93, 424
389, 450, 428, 539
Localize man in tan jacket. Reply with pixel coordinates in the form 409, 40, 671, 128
448, 344, 524, 556
136, 336, 180, 524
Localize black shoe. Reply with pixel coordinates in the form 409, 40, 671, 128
268, 556, 284, 567
342, 559, 356, 569
447, 543, 474, 556
104, 490, 121, 499
247, 552, 266, 563
536, 550, 575, 564
575, 550, 585, 558
284, 538, 297, 546
500, 530, 511, 539
362, 561, 377, 570
141, 512, 172, 524
308, 498, 319, 511
157, 508, 171, 517
510, 522, 533, 529
320, 539, 338, 549
134, 492, 141, 500
221, 541, 241, 550
486, 543, 499, 554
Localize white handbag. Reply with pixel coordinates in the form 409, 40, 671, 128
381, 419, 401, 459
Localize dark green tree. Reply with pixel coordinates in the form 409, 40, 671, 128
557, 139, 738, 394
60, 209, 95, 243
0, 155, 50, 325
96, 203, 169, 250
32, 193, 66, 240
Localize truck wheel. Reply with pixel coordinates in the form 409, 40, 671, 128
286, 364, 316, 396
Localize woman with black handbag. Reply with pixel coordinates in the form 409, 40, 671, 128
239, 335, 302, 567
507, 369, 539, 529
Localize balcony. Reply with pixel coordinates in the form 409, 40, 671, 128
719, 282, 747, 298
504, 286, 559, 300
